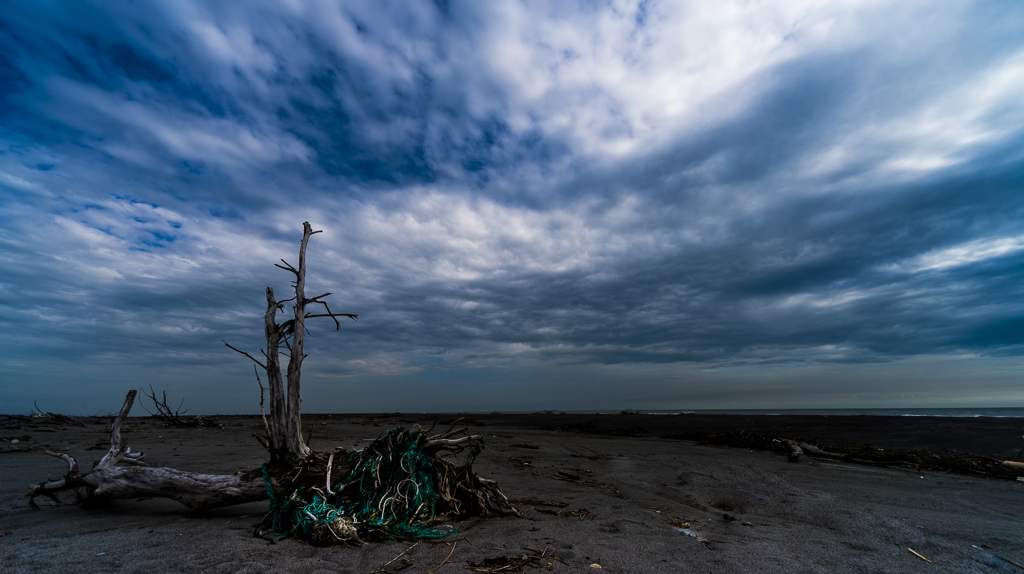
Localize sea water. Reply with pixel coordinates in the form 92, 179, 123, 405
581, 408, 1024, 418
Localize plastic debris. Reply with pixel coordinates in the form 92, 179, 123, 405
261, 428, 454, 545
679, 527, 714, 549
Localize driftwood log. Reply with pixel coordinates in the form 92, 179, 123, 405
779, 439, 869, 463
27, 222, 517, 531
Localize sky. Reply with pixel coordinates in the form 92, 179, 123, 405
2, 1, 1024, 415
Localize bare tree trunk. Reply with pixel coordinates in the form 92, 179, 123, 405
284, 222, 316, 461
264, 286, 288, 460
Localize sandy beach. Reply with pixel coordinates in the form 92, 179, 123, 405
2, 413, 1023, 573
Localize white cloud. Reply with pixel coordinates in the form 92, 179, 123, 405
474, 0, 881, 159
895, 235, 1024, 273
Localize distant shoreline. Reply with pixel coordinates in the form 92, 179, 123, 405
8, 410, 1022, 455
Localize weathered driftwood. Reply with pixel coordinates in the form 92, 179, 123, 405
27, 222, 517, 530
779, 439, 870, 463
26, 390, 357, 510
781, 439, 803, 462
27, 390, 251, 509
139, 385, 218, 428
32, 402, 85, 427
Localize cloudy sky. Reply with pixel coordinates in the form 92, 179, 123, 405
2, 1, 1023, 414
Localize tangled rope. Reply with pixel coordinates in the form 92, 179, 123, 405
261, 427, 455, 545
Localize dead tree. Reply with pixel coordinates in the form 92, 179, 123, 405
27, 222, 517, 534
139, 385, 217, 428
223, 222, 356, 464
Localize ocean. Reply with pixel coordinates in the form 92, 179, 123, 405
577, 407, 1024, 418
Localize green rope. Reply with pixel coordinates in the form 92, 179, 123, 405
261, 428, 454, 545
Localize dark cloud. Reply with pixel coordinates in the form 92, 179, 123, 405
2, 0, 1024, 413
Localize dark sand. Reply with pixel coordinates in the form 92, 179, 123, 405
2, 413, 1023, 573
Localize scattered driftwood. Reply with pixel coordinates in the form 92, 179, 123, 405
31, 403, 85, 427
778, 439, 868, 463
139, 385, 218, 428
26, 390, 258, 510
27, 222, 517, 542
0, 414, 36, 430
664, 430, 1021, 480
467, 546, 567, 573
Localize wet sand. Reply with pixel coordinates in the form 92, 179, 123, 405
2, 413, 1023, 573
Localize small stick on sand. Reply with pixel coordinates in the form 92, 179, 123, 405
372, 541, 420, 573
908, 548, 931, 563
426, 540, 457, 574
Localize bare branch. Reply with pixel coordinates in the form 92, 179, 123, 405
223, 341, 267, 370
305, 312, 358, 322
45, 451, 79, 476
254, 365, 271, 440
307, 302, 338, 330
280, 319, 295, 336
275, 259, 299, 275
97, 390, 138, 469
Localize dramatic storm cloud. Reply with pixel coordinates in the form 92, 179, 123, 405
2, 1, 1023, 413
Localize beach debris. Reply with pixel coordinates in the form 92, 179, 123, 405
25, 224, 518, 545
0, 531, 11, 538
1002, 460, 1024, 470
560, 508, 590, 520
257, 427, 488, 545
590, 565, 602, 569
555, 470, 582, 481
510, 498, 588, 519
31, 402, 85, 427
972, 545, 1024, 570
371, 541, 421, 573
467, 546, 565, 572
139, 385, 219, 428
776, 439, 869, 462
669, 430, 1021, 481
907, 548, 931, 563
679, 527, 714, 549
780, 439, 803, 462
510, 498, 568, 508
639, 505, 695, 529
424, 541, 457, 574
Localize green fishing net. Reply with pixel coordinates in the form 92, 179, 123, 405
261, 427, 455, 545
